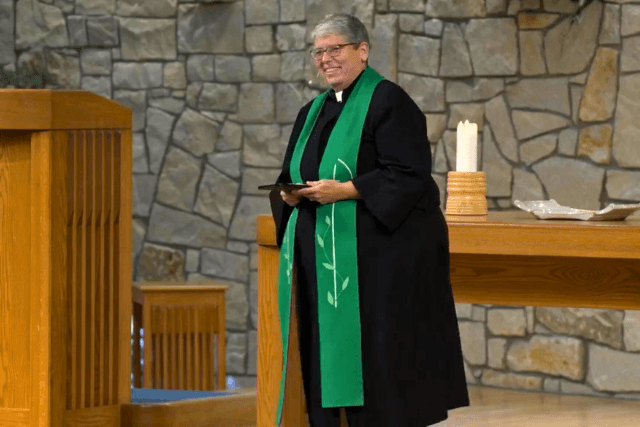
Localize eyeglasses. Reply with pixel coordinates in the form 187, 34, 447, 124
310, 43, 359, 61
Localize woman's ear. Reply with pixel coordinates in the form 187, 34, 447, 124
359, 42, 369, 63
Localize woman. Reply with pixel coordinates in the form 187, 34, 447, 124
270, 13, 469, 427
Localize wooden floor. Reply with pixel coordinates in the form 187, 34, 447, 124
445, 385, 640, 426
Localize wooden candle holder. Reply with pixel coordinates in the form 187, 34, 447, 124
445, 171, 488, 222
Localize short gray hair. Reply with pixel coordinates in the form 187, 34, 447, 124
311, 13, 370, 46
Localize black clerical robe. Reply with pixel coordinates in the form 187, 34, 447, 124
270, 74, 470, 427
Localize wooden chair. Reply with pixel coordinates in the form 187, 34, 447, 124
132, 282, 228, 391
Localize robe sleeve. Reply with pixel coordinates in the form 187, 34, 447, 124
271, 101, 312, 249
351, 82, 433, 233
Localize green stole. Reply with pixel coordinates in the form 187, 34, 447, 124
275, 67, 384, 425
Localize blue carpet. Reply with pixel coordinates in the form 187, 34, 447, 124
131, 388, 234, 403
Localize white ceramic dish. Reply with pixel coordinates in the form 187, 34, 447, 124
513, 199, 640, 221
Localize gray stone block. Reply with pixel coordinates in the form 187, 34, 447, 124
226, 333, 247, 375
544, 1, 601, 74
113, 62, 162, 89
587, 344, 640, 392
149, 97, 185, 115
199, 83, 238, 112
238, 83, 275, 123
398, 34, 439, 76
185, 249, 200, 273
466, 18, 518, 76
120, 18, 176, 60
195, 164, 239, 226
146, 107, 175, 173
242, 124, 285, 167
132, 133, 148, 173
67, 16, 88, 48
423, 18, 443, 37
439, 23, 472, 77
87, 16, 119, 47
80, 48, 111, 75
398, 13, 424, 32
280, 51, 305, 82
81, 75, 111, 98
532, 157, 604, 210
228, 196, 272, 241
216, 56, 251, 83
253, 54, 282, 82
246, 0, 278, 24
186, 54, 214, 82
369, 14, 398, 82
397, 73, 444, 112
512, 111, 570, 141
276, 83, 305, 123
201, 248, 249, 283
482, 125, 513, 197
247, 329, 257, 375
148, 203, 227, 248
600, 4, 621, 45
280, 0, 305, 22
16, 0, 68, 49
507, 77, 570, 116
217, 121, 243, 152
172, 108, 219, 156
113, 90, 147, 132
75, 0, 115, 15
118, 0, 177, 18
178, 3, 244, 54
157, 147, 201, 210
243, 168, 281, 196
276, 24, 306, 51
133, 174, 158, 217
245, 26, 274, 54
208, 151, 241, 178
46, 50, 80, 88
484, 95, 518, 162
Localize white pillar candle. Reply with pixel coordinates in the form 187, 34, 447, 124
456, 120, 478, 172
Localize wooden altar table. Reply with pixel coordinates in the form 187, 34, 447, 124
255, 211, 640, 427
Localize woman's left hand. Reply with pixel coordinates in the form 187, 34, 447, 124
292, 180, 347, 205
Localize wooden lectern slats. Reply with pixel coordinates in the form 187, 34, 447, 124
177, 307, 184, 390
162, 307, 169, 389
68, 131, 78, 410
194, 305, 200, 390
113, 132, 123, 400
108, 131, 116, 403
98, 131, 107, 406
80, 130, 88, 410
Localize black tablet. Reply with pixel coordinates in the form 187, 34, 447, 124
258, 183, 310, 191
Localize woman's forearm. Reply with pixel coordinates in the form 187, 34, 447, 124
341, 180, 362, 200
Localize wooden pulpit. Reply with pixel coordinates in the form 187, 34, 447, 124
0, 90, 132, 427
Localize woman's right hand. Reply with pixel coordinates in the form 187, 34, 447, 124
281, 190, 302, 207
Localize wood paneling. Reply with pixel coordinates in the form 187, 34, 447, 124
451, 253, 640, 309
0, 90, 131, 130
447, 211, 640, 259
63, 405, 120, 427
0, 131, 32, 410
0, 408, 31, 427
65, 130, 127, 413
256, 245, 309, 427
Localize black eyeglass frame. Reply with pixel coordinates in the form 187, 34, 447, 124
310, 43, 361, 61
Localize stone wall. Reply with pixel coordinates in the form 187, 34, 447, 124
2, 0, 640, 395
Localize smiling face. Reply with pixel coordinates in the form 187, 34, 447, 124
314, 33, 369, 92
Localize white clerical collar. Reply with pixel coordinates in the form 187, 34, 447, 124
335, 91, 343, 103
